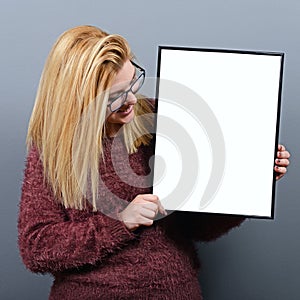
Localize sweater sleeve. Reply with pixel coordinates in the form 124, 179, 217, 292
170, 211, 245, 242
18, 147, 137, 274
189, 213, 245, 242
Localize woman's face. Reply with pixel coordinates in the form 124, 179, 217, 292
105, 60, 137, 136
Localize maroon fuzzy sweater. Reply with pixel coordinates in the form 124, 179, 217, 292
18, 137, 244, 300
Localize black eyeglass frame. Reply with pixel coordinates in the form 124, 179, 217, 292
107, 61, 146, 113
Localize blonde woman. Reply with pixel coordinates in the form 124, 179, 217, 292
18, 25, 290, 300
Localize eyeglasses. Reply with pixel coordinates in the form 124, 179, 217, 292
107, 61, 145, 112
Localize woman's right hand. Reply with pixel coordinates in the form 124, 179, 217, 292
118, 194, 167, 231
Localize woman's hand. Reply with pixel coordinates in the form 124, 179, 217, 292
274, 144, 290, 180
118, 194, 167, 231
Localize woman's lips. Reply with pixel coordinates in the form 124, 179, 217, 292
116, 105, 134, 116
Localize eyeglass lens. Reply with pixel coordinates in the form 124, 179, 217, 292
110, 72, 145, 112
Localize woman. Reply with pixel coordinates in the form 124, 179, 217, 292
18, 25, 290, 299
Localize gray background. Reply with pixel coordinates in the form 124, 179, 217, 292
1, 0, 299, 299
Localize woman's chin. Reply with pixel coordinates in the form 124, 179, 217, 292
106, 105, 135, 136
119, 107, 135, 124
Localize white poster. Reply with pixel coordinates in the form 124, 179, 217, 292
153, 47, 284, 218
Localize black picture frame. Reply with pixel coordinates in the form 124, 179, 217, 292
153, 46, 284, 219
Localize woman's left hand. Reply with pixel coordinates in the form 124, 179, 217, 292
274, 144, 290, 180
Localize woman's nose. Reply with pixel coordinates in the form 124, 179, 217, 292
125, 91, 137, 105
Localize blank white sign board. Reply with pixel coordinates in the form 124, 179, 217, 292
153, 47, 284, 218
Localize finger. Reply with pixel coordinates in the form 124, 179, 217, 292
278, 144, 285, 151
277, 150, 291, 159
157, 200, 168, 216
142, 195, 167, 216
274, 165, 287, 174
131, 202, 157, 215
276, 173, 284, 180
141, 202, 158, 214
137, 215, 154, 226
133, 195, 157, 204
124, 217, 153, 228
275, 158, 289, 167
122, 211, 154, 228
140, 206, 157, 219
128, 223, 140, 231
141, 194, 159, 201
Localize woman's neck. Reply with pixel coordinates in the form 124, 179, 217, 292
105, 123, 123, 137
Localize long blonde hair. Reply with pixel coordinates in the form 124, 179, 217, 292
26, 25, 153, 210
